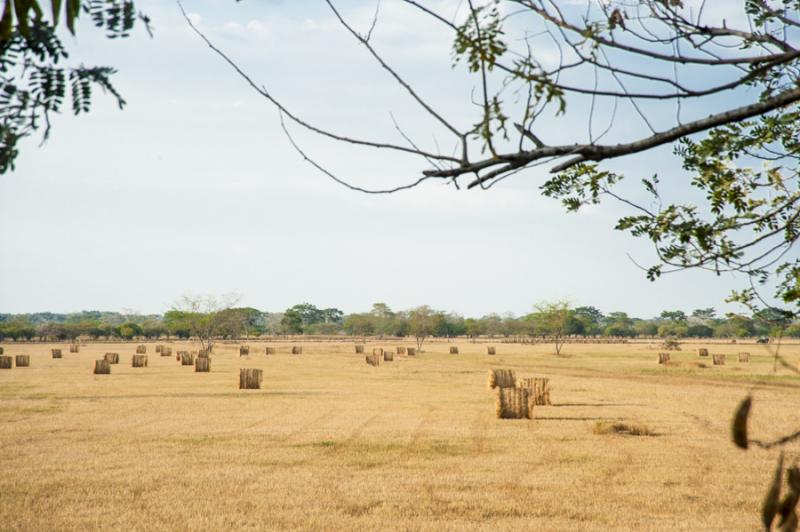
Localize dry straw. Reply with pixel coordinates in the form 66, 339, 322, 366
396, 346, 406, 355
495, 387, 534, 419
657, 352, 671, 364
69, 344, 79, 353
181, 352, 195, 366
407, 347, 416, 356
0, 355, 12, 369
449, 346, 459, 354
372, 347, 384, 356
292, 346, 303, 355
265, 347, 275, 355
713, 354, 726, 365
384, 351, 394, 362
698, 348, 709, 357
365, 353, 381, 366
94, 359, 111, 375
197, 349, 208, 358
132, 355, 148, 368
104, 352, 119, 364
239, 368, 263, 389
136, 345, 146, 354
15, 355, 30, 367
355, 345, 364, 354
239, 345, 250, 356
156, 345, 163, 353
487, 369, 516, 389
51, 348, 62, 359
738, 352, 751, 363
162, 347, 172, 357
195, 357, 210, 372
518, 377, 551, 406
487, 346, 496, 355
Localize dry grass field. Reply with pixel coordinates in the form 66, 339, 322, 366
1, 339, 798, 531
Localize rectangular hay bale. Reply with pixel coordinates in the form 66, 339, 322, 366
15, 355, 30, 367
0, 356, 12, 369
495, 387, 533, 419
712, 354, 726, 365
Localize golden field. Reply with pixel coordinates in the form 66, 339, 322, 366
0, 339, 798, 531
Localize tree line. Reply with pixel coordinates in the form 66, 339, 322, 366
1, 302, 797, 341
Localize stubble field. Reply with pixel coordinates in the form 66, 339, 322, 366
0, 339, 798, 531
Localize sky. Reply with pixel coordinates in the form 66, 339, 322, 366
0, 0, 785, 318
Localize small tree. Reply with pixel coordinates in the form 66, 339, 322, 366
171, 294, 241, 354
406, 305, 437, 351
530, 301, 572, 356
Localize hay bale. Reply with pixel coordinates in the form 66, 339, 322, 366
657, 352, 670, 364
239, 368, 263, 389
365, 352, 381, 366
132, 354, 148, 368
104, 352, 119, 364
162, 347, 172, 357
156, 345, 163, 353
195, 357, 211, 372
0, 356, 12, 369
698, 348, 709, 357
495, 387, 534, 419
372, 347, 384, 356
396, 346, 406, 355
181, 352, 195, 366
135, 345, 146, 354
487, 346, 496, 355
449, 346, 459, 354
487, 369, 516, 389
712, 354, 726, 365
355, 344, 364, 354
15, 355, 29, 367
518, 377, 551, 405
738, 352, 750, 363
94, 359, 111, 374
291, 346, 303, 355
51, 348, 62, 359
384, 351, 394, 362
407, 347, 416, 356
265, 347, 275, 355
239, 345, 250, 356
69, 344, 79, 353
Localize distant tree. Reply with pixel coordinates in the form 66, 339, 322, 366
406, 305, 437, 350
658, 322, 688, 339
573, 306, 604, 335
691, 308, 717, 322
343, 313, 375, 336
530, 301, 572, 355
633, 320, 658, 337
171, 294, 242, 353
116, 322, 142, 340
660, 310, 688, 323
603, 312, 635, 337
280, 307, 304, 334
686, 324, 713, 338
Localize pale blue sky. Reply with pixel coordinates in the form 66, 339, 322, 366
0, 1, 778, 318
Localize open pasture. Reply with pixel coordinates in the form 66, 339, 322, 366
0, 340, 798, 530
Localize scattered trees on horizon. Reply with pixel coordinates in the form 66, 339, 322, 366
3, 301, 800, 341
